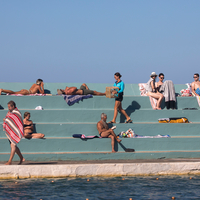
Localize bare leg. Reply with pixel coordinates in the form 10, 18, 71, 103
82, 83, 89, 90
5, 143, 16, 165
15, 146, 25, 165
0, 89, 29, 95
108, 135, 116, 152
118, 102, 131, 121
93, 91, 106, 96
147, 92, 164, 109
101, 129, 121, 152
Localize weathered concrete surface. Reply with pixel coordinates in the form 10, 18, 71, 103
1, 161, 200, 179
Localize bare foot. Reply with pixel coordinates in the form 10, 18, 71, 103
0, 89, 2, 95
156, 107, 161, 110
18, 158, 25, 165
112, 150, 117, 153
5, 161, 12, 165
153, 107, 157, 110
117, 139, 122, 143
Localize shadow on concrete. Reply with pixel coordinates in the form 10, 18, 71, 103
0, 105, 4, 109
119, 101, 141, 123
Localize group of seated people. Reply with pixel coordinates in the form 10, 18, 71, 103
145, 72, 200, 110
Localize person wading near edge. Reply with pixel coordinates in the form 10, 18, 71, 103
3, 100, 25, 165
97, 113, 121, 153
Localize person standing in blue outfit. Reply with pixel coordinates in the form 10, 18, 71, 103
109, 72, 132, 124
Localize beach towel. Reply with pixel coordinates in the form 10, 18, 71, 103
6, 93, 48, 96
159, 80, 176, 102
64, 94, 93, 106
3, 108, 24, 145
118, 128, 170, 138
138, 83, 157, 109
73, 134, 101, 139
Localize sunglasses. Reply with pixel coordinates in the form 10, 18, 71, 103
160, 77, 164, 79
193, 76, 198, 78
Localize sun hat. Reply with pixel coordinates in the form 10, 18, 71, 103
150, 72, 157, 77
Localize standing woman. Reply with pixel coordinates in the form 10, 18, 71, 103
109, 72, 132, 123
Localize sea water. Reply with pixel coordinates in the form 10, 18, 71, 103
0, 175, 200, 199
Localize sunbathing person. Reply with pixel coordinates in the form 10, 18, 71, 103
156, 73, 176, 109
0, 79, 44, 95
97, 113, 121, 153
191, 73, 200, 96
23, 112, 45, 139
146, 72, 164, 110
58, 83, 105, 96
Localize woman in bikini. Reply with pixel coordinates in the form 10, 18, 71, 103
23, 112, 45, 139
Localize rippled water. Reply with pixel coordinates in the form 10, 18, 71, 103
0, 175, 200, 199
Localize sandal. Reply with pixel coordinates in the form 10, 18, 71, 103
125, 119, 132, 123
108, 121, 115, 124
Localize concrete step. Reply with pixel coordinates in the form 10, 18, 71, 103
0, 109, 199, 123
1, 123, 200, 138
1, 137, 200, 153
0, 96, 198, 110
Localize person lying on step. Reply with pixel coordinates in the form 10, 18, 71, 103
57, 83, 105, 96
0, 79, 44, 95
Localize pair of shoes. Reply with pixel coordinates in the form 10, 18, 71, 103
125, 119, 132, 123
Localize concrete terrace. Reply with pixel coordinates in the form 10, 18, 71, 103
0, 82, 200, 164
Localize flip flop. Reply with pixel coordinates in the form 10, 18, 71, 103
125, 119, 132, 123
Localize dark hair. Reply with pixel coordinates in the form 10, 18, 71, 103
24, 112, 30, 118
194, 73, 199, 77
159, 73, 164, 77
7, 100, 16, 108
36, 79, 43, 85
114, 72, 122, 78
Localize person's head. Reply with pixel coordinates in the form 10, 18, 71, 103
193, 73, 199, 81
36, 79, 43, 85
24, 112, 30, 119
159, 73, 164, 81
101, 113, 107, 122
150, 72, 157, 79
114, 72, 122, 81
7, 100, 16, 112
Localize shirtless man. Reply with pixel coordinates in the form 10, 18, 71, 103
97, 113, 121, 153
58, 83, 105, 96
191, 73, 200, 96
0, 79, 44, 95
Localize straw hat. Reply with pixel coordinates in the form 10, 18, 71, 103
150, 72, 157, 77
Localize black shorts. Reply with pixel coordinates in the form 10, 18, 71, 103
115, 92, 123, 102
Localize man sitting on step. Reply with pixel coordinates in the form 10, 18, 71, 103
97, 113, 121, 153
57, 83, 105, 96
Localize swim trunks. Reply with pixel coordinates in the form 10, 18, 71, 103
196, 88, 200, 95
79, 85, 94, 95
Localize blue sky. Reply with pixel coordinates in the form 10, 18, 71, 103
0, 0, 200, 84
